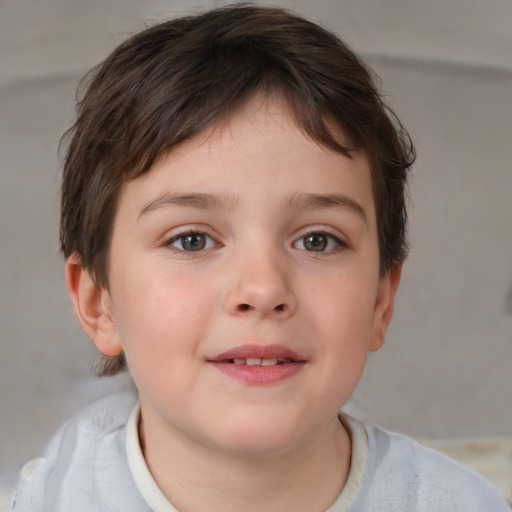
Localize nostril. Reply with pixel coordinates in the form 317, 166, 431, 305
235, 303, 287, 313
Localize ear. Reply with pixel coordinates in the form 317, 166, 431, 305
65, 253, 123, 356
368, 263, 402, 352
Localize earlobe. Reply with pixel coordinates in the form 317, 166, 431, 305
368, 263, 402, 352
65, 253, 123, 356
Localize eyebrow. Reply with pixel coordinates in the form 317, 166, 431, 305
138, 192, 240, 219
286, 192, 367, 223
138, 190, 367, 223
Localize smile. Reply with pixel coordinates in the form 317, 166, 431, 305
208, 344, 306, 385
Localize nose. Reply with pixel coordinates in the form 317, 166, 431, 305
224, 251, 297, 319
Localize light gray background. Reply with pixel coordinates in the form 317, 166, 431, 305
1, 0, 511, 489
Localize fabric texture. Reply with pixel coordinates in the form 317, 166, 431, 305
10, 391, 511, 511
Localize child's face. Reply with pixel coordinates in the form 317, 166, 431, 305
96, 98, 399, 456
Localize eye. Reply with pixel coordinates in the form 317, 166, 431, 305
294, 231, 344, 253
167, 231, 216, 252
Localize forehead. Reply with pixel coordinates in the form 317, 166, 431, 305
169, 95, 352, 163
117, 98, 376, 223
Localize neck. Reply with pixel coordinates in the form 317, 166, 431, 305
140, 412, 351, 512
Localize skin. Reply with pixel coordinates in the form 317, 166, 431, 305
66, 97, 401, 511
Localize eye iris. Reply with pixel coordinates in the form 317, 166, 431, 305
304, 233, 327, 252
182, 233, 206, 251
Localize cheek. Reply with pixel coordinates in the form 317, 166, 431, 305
111, 268, 212, 362
306, 275, 377, 370
313, 286, 375, 391
307, 275, 377, 338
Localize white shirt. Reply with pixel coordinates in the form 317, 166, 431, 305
10, 390, 511, 511
124, 403, 369, 511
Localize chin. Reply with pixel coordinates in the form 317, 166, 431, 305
208, 412, 304, 458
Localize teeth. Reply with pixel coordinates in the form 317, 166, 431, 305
230, 357, 286, 366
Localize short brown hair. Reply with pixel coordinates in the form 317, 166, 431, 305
60, 4, 415, 376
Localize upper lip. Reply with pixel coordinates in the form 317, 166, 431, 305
209, 344, 306, 362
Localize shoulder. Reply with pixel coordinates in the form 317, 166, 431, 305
36, 388, 139, 473
354, 421, 510, 511
65, 387, 139, 434
10, 390, 148, 512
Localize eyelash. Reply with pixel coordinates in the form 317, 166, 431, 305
165, 229, 218, 254
164, 228, 348, 255
293, 230, 348, 254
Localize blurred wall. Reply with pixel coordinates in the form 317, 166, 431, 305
1, 0, 511, 487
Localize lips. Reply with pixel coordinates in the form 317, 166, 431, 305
211, 344, 305, 363
208, 344, 306, 385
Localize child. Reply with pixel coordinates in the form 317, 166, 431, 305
10, 4, 510, 511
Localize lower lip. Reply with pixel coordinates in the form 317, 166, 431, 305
209, 361, 305, 385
